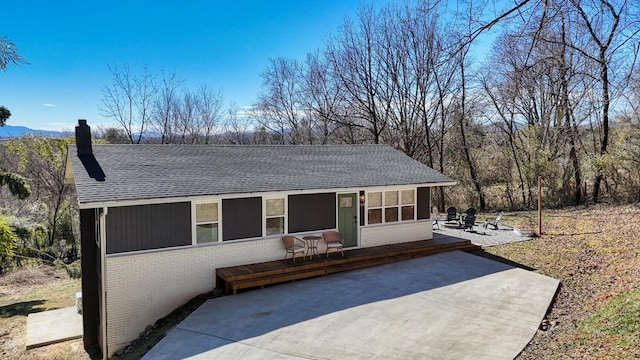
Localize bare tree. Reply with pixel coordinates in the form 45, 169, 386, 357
299, 51, 345, 144
325, 5, 390, 144
222, 102, 254, 144
448, 2, 488, 210
255, 58, 305, 144
195, 85, 224, 144
151, 70, 183, 144
567, 0, 638, 202
100, 64, 157, 144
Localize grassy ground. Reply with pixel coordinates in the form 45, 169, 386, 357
1, 204, 639, 359
485, 204, 640, 359
0, 265, 89, 360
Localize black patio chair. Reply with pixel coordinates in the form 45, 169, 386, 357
462, 214, 476, 231
446, 207, 458, 222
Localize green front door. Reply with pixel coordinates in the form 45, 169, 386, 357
337, 193, 358, 248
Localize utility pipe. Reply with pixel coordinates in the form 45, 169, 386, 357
99, 207, 108, 360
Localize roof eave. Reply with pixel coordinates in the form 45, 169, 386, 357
63, 150, 75, 185
76, 181, 458, 209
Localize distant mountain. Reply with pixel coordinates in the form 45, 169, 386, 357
0, 125, 65, 138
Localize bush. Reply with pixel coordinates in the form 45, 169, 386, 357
0, 215, 17, 274
54, 259, 81, 279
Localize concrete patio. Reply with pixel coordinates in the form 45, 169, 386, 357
143, 251, 559, 360
26, 306, 82, 349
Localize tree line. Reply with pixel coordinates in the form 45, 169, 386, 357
2, 0, 640, 273
99, 0, 640, 211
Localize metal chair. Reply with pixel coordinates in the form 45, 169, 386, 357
281, 235, 306, 263
322, 231, 345, 258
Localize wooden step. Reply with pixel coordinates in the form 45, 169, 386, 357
217, 238, 481, 295
219, 240, 475, 282
230, 268, 327, 294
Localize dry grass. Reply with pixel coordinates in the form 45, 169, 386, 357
484, 204, 640, 359
0, 265, 88, 360
1, 204, 639, 359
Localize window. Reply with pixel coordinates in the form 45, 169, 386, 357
195, 202, 219, 243
367, 192, 382, 224
367, 189, 416, 225
400, 189, 415, 221
384, 190, 399, 222
265, 198, 285, 236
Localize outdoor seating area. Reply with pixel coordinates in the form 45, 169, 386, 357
431, 209, 536, 247
436, 207, 479, 231
216, 235, 481, 295
281, 231, 346, 263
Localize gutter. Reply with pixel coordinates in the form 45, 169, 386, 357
100, 207, 108, 360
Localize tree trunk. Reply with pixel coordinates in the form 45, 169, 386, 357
458, 61, 486, 210
592, 55, 610, 203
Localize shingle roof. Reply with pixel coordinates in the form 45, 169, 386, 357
68, 144, 455, 206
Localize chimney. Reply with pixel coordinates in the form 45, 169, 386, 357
75, 119, 93, 156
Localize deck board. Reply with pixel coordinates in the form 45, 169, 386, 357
216, 234, 480, 294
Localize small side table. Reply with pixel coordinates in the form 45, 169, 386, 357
302, 236, 322, 259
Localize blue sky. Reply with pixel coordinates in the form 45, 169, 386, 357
1, 1, 377, 131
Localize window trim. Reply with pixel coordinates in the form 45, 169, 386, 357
192, 199, 222, 245
263, 196, 287, 237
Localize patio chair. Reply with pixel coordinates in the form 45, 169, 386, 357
483, 211, 504, 230
322, 231, 345, 258
282, 235, 306, 263
446, 207, 458, 222
462, 214, 476, 231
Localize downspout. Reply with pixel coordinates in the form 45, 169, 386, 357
100, 207, 108, 360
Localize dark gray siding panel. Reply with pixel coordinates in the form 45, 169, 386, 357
417, 187, 431, 220
288, 193, 336, 233
222, 197, 262, 241
106, 202, 191, 254
80, 208, 99, 350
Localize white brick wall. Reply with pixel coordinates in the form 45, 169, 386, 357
103, 221, 434, 355
360, 220, 432, 248
104, 237, 283, 355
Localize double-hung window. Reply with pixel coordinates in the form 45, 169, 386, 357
194, 202, 219, 243
400, 189, 415, 221
265, 198, 286, 236
384, 190, 399, 222
367, 192, 383, 224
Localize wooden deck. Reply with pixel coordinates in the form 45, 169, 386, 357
215, 234, 480, 295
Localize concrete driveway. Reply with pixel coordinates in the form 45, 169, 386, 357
143, 251, 559, 360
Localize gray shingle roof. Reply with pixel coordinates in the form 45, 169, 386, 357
68, 144, 455, 206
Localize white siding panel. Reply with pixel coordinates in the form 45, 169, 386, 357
360, 221, 432, 248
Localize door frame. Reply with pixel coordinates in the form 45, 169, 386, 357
336, 192, 359, 248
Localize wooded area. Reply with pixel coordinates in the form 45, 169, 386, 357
1, 0, 639, 273
95, 0, 640, 210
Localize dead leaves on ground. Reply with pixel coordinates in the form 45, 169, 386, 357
486, 204, 640, 360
